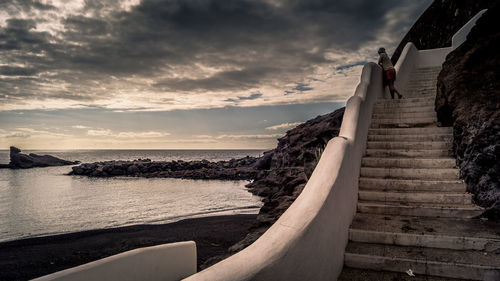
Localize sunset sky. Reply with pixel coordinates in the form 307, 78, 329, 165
0, 0, 432, 149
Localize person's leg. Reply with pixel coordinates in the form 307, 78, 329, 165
388, 80, 396, 99
388, 80, 403, 99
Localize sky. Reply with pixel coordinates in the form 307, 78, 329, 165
0, 0, 432, 150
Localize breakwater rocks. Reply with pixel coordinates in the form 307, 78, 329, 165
1, 146, 79, 169
436, 4, 500, 219
69, 157, 258, 180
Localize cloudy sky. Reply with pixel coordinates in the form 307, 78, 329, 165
0, 0, 432, 150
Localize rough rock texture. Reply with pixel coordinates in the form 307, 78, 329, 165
69, 157, 258, 180
246, 107, 345, 225
435, 4, 500, 219
4, 146, 79, 169
392, 0, 497, 64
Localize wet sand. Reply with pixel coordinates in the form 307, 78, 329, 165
0, 214, 256, 281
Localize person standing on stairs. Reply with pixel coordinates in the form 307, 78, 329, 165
378, 47, 403, 99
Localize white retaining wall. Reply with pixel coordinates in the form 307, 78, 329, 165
452, 9, 487, 50
32, 241, 196, 281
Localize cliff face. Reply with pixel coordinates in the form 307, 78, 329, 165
247, 107, 344, 226
392, 0, 497, 64
435, 4, 500, 219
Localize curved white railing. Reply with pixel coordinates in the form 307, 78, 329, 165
183, 64, 383, 281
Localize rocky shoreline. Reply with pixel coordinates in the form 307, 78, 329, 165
69, 157, 258, 181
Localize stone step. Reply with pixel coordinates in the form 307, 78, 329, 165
404, 87, 436, 92
370, 122, 438, 129
408, 73, 438, 78
413, 67, 442, 72
371, 117, 438, 128
368, 127, 453, 135
404, 88, 436, 94
406, 83, 437, 88
361, 157, 456, 168
366, 141, 450, 150
359, 178, 466, 192
367, 134, 452, 142
358, 191, 472, 204
407, 77, 438, 82
360, 167, 459, 180
373, 100, 434, 109
357, 201, 483, 218
406, 79, 437, 84
407, 76, 437, 80
344, 243, 500, 280
372, 105, 435, 114
338, 268, 474, 281
375, 96, 435, 105
410, 74, 440, 79
349, 213, 500, 251
410, 73, 440, 77
372, 111, 436, 119
404, 85, 436, 90
366, 149, 451, 157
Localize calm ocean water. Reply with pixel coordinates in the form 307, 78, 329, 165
0, 150, 264, 242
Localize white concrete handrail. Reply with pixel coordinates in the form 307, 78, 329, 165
452, 9, 487, 50
32, 241, 196, 281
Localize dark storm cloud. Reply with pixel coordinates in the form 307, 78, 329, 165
0, 0, 432, 103
0, 66, 38, 76
154, 66, 275, 91
239, 93, 263, 100
293, 83, 313, 92
0, 18, 52, 51
225, 92, 263, 103
0, 0, 55, 13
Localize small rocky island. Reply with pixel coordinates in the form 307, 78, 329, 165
0, 146, 79, 169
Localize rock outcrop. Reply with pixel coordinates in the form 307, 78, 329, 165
435, 4, 500, 219
69, 157, 258, 180
392, 0, 497, 64
3, 146, 79, 169
246, 107, 345, 226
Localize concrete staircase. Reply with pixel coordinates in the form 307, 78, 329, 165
339, 67, 500, 281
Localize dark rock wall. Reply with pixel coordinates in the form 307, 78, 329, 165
392, 0, 497, 64
436, 4, 500, 219
247, 107, 345, 226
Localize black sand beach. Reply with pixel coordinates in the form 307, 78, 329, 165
0, 214, 256, 281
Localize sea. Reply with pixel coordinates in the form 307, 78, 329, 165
0, 149, 264, 243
